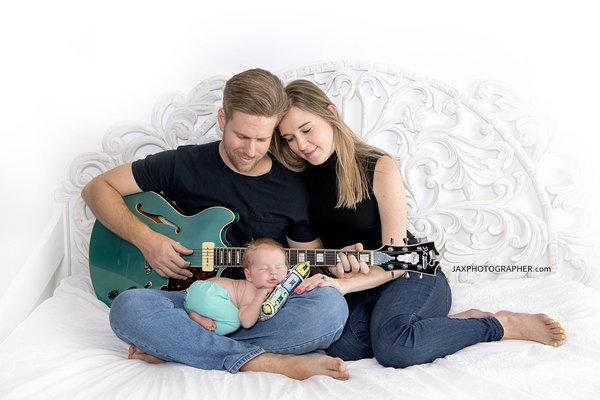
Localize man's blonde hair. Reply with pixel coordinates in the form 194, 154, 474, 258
223, 69, 290, 121
243, 238, 287, 268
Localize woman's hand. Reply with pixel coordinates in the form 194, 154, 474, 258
294, 274, 349, 296
329, 243, 370, 278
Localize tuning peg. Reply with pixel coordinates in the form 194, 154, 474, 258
406, 272, 410, 278
419, 273, 423, 279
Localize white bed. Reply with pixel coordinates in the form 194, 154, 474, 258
1, 61, 599, 399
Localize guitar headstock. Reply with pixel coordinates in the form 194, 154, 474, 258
374, 238, 440, 276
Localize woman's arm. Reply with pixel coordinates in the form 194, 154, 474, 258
330, 156, 408, 278
298, 266, 403, 296
373, 155, 408, 245
296, 155, 409, 295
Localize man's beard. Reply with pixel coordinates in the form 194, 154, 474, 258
225, 147, 261, 173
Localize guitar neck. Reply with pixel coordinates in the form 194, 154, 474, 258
211, 247, 373, 268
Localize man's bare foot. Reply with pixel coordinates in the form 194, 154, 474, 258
128, 345, 166, 364
188, 312, 217, 331
494, 310, 566, 347
449, 308, 494, 319
241, 353, 349, 380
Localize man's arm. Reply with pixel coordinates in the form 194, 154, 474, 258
82, 163, 145, 244
82, 163, 193, 279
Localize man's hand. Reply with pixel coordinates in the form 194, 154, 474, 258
138, 230, 194, 280
330, 243, 370, 278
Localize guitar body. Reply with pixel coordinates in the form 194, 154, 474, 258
89, 191, 237, 306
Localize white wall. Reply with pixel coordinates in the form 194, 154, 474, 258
1, 0, 599, 293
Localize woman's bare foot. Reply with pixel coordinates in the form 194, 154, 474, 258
494, 310, 566, 347
188, 312, 217, 331
449, 308, 494, 319
128, 345, 166, 364
241, 353, 349, 380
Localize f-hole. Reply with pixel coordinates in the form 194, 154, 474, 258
136, 203, 181, 234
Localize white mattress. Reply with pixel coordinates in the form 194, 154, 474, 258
1, 273, 599, 400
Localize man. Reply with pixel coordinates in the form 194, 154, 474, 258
82, 69, 350, 380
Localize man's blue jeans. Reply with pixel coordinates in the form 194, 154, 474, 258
326, 270, 504, 367
109, 286, 348, 373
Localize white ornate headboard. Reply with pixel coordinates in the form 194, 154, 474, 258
57, 60, 595, 285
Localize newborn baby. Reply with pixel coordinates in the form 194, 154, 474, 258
184, 238, 288, 335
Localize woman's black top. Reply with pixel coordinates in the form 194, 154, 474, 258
304, 152, 385, 250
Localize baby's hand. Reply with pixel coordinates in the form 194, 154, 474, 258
188, 311, 217, 332
257, 287, 273, 301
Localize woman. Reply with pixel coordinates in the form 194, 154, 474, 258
271, 79, 566, 368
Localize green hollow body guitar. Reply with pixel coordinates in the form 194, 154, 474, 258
89, 191, 440, 307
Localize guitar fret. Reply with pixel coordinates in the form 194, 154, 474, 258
316, 250, 324, 265
305, 252, 312, 263
298, 251, 306, 263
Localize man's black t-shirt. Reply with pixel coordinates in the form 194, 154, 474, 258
131, 141, 317, 249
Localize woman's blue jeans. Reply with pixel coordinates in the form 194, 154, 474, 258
326, 270, 504, 367
109, 286, 348, 373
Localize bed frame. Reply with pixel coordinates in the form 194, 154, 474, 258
1, 60, 595, 342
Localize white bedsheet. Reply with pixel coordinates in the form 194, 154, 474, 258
1, 273, 599, 400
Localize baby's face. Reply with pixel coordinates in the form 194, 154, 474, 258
245, 246, 288, 289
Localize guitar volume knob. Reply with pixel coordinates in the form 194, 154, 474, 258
107, 290, 119, 300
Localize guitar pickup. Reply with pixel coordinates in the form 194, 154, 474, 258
201, 242, 215, 272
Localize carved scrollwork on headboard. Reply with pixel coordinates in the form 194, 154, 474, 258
57, 60, 595, 285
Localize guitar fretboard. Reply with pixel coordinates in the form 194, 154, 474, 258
205, 247, 373, 267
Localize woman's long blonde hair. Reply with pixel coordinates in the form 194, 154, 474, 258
271, 79, 385, 209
